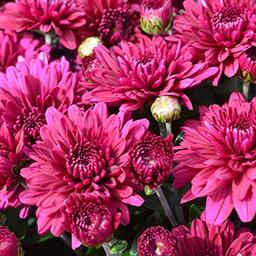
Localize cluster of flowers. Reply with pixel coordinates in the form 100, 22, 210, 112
0, 0, 256, 255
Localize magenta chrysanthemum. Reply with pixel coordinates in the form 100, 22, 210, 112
20, 103, 148, 236
65, 193, 120, 249
0, 123, 27, 212
173, 92, 256, 224
130, 132, 173, 187
174, 0, 256, 85
137, 226, 174, 256
0, 58, 80, 146
0, 226, 23, 256
82, 0, 139, 46
83, 36, 218, 111
0, 0, 86, 49
0, 31, 51, 72
138, 219, 256, 255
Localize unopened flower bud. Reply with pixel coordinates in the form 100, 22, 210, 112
140, 0, 172, 35
137, 226, 174, 256
0, 226, 24, 256
151, 96, 181, 123
78, 37, 102, 58
239, 46, 256, 83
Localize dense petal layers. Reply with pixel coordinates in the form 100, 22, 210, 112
130, 132, 173, 187
83, 36, 218, 111
173, 92, 256, 224
20, 103, 149, 237
174, 0, 256, 85
0, 0, 86, 49
0, 226, 23, 256
0, 58, 81, 146
65, 193, 121, 249
82, 0, 140, 46
138, 219, 256, 256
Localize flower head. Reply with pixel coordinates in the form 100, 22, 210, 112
137, 226, 174, 256
82, 0, 140, 46
83, 36, 217, 111
173, 92, 256, 224
20, 104, 148, 237
0, 226, 23, 256
0, 58, 80, 146
0, 0, 86, 49
65, 193, 120, 249
130, 132, 173, 188
174, 0, 256, 85
140, 219, 256, 256
140, 0, 173, 35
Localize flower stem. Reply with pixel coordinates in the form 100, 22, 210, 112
102, 243, 122, 256
158, 122, 172, 137
156, 186, 178, 227
242, 81, 250, 100
44, 33, 52, 45
158, 121, 185, 224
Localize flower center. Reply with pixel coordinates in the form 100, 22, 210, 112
136, 52, 156, 65
98, 8, 128, 45
66, 141, 107, 188
245, 46, 256, 62
15, 107, 45, 144
218, 111, 256, 153
211, 7, 246, 35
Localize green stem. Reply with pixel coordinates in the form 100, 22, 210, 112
158, 121, 185, 224
102, 243, 122, 256
242, 81, 250, 100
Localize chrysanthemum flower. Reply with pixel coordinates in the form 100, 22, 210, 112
20, 104, 148, 236
137, 226, 174, 256
0, 123, 28, 212
0, 226, 24, 256
174, 0, 256, 85
0, 31, 51, 72
130, 132, 173, 188
83, 36, 218, 111
0, 0, 86, 50
0, 58, 80, 146
173, 92, 256, 224
81, 0, 140, 46
138, 219, 256, 255
65, 193, 121, 249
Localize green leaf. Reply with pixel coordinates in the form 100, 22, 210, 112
189, 204, 202, 224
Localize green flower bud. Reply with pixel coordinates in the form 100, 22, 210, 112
78, 37, 102, 58
151, 96, 181, 123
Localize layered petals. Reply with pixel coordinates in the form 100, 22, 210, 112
174, 92, 256, 224
83, 36, 218, 111
20, 104, 149, 237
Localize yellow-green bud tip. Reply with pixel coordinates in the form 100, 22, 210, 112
151, 96, 181, 123
78, 37, 102, 58
241, 71, 254, 83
